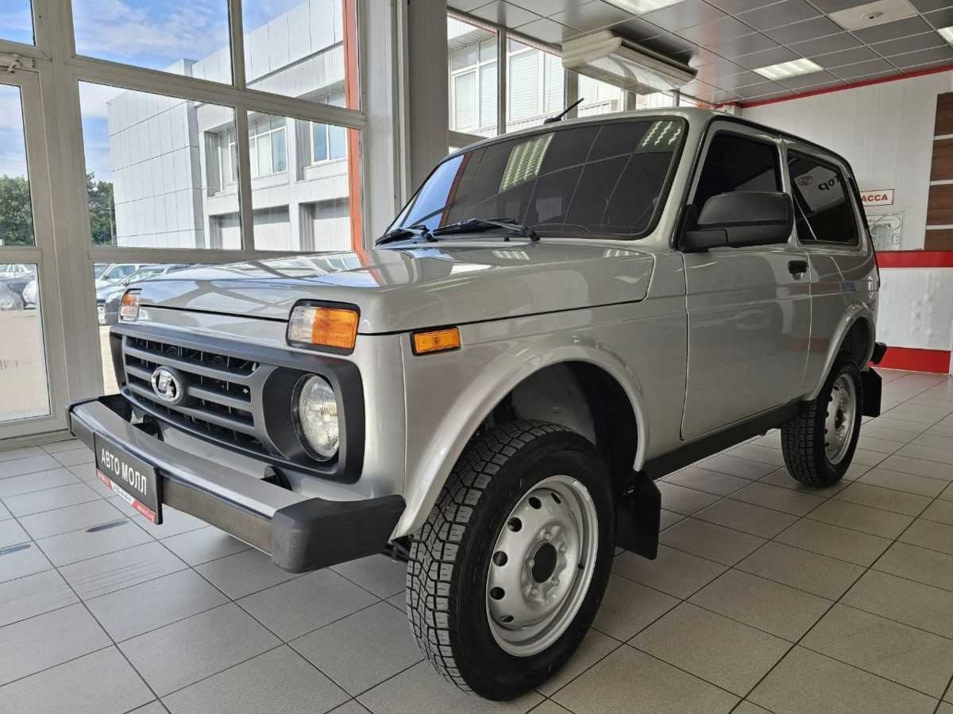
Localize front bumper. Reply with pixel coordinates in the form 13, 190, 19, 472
69, 395, 404, 573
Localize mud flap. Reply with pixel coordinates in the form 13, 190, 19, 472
615, 471, 661, 560
861, 368, 882, 418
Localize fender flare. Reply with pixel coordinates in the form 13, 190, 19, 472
393, 334, 648, 537
807, 306, 876, 401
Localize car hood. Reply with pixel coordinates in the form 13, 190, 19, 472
134, 241, 656, 334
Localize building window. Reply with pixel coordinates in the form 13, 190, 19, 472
312, 123, 347, 163
448, 17, 497, 137
249, 115, 287, 178
218, 127, 238, 187
506, 40, 564, 132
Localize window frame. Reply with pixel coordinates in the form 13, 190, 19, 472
449, 36, 498, 135
689, 128, 784, 212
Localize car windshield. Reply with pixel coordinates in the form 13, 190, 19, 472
391, 118, 685, 240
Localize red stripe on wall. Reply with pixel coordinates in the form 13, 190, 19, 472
876, 251, 953, 269
877, 347, 952, 374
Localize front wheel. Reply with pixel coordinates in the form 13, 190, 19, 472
781, 355, 863, 488
406, 421, 614, 700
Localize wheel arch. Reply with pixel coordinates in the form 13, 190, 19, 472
394, 338, 648, 538
807, 308, 877, 401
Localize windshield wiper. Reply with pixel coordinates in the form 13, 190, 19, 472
375, 223, 436, 246
432, 217, 539, 241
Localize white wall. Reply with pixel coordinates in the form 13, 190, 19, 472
744, 71, 953, 251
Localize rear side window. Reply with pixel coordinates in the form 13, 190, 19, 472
788, 151, 858, 245
693, 132, 781, 210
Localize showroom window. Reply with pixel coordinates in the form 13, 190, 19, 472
506, 40, 564, 132
788, 151, 858, 245
448, 16, 498, 138
0, 0, 33, 45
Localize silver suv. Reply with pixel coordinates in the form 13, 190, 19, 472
69, 108, 886, 700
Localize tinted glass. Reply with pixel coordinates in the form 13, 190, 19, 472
788, 151, 858, 245
694, 132, 781, 210
396, 119, 684, 238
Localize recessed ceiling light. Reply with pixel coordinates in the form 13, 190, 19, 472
603, 0, 684, 15
829, 0, 916, 31
753, 58, 823, 81
940, 26, 953, 44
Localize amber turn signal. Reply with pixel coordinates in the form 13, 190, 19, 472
119, 290, 141, 322
288, 304, 359, 352
412, 327, 461, 355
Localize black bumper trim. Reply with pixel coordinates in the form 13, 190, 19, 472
871, 341, 888, 365
68, 395, 404, 573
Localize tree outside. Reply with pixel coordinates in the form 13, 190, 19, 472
0, 172, 115, 247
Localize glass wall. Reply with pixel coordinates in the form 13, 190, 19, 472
506, 40, 564, 132
448, 16, 498, 138
0, 1, 33, 45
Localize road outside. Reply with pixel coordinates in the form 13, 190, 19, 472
100, 325, 119, 394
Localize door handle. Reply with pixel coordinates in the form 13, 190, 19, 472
788, 259, 808, 278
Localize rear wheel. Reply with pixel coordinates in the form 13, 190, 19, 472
406, 421, 614, 700
781, 356, 863, 487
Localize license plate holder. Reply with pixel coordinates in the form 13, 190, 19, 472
94, 434, 162, 524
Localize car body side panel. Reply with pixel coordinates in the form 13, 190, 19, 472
395, 253, 687, 537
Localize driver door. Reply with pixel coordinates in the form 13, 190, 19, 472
680, 123, 811, 440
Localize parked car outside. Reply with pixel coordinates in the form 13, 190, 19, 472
0, 280, 23, 310
0, 263, 36, 301
94, 263, 149, 289
21, 277, 37, 309
68, 109, 886, 700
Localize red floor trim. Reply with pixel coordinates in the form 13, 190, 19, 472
876, 251, 953, 269
877, 347, 951, 374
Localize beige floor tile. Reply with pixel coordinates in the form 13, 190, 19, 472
898, 445, 953, 466
689, 570, 830, 642
730, 482, 827, 516
612, 546, 725, 599
632, 602, 789, 696
911, 434, 953, 451
552, 646, 738, 714
736, 541, 864, 600
657, 483, 721, 516
728, 444, 786, 467
592, 574, 678, 641
750, 647, 936, 714
843, 570, 953, 639
943, 481, 953, 501
732, 702, 774, 714
833, 482, 931, 517
695, 499, 798, 539
874, 542, 953, 592
659, 509, 684, 531
856, 436, 906, 455
802, 603, 953, 697
851, 449, 887, 467
528, 702, 572, 714
776, 519, 891, 567
878, 455, 953, 480
807, 500, 913, 539
536, 628, 620, 697
358, 661, 542, 714
939, 702, 953, 713
663, 467, 750, 497
701, 455, 776, 481
842, 461, 874, 481
859, 468, 948, 497
759, 468, 850, 494
899, 519, 953, 556
659, 518, 765, 566
922, 499, 953, 525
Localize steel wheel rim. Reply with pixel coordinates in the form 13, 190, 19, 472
485, 474, 599, 657
825, 374, 856, 465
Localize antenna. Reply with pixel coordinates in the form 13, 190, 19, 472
543, 97, 584, 125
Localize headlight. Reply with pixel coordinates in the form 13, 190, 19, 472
119, 290, 140, 321
295, 375, 339, 461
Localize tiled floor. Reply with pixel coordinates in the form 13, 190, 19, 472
1, 369, 952, 713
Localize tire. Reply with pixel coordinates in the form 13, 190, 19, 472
781, 355, 863, 487
406, 420, 614, 700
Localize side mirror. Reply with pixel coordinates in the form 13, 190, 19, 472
681, 192, 793, 253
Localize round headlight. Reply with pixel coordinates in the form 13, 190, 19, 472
295, 376, 339, 461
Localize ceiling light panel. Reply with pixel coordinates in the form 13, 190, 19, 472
829, 0, 917, 31
603, 0, 685, 15
940, 26, 953, 45
753, 58, 823, 80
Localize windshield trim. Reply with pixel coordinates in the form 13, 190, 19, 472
389, 114, 689, 243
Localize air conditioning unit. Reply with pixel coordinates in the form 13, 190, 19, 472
561, 31, 696, 95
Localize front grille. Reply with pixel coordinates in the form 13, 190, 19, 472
121, 335, 267, 452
